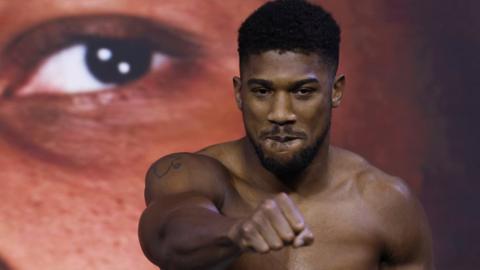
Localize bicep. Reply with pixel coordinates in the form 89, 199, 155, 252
380, 216, 433, 270
377, 180, 433, 269
139, 153, 231, 262
144, 152, 229, 209
138, 192, 221, 266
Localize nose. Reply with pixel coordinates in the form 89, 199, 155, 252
267, 91, 296, 125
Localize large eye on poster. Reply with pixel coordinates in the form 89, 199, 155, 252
0, 0, 438, 269
0, 1, 250, 269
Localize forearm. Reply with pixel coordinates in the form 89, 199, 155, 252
140, 204, 242, 270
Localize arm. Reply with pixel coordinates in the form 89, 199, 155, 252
366, 176, 434, 270
138, 153, 314, 270
138, 153, 241, 270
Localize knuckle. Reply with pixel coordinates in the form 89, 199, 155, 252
251, 213, 264, 225
261, 199, 276, 211
241, 223, 254, 235
275, 192, 289, 201
282, 232, 295, 242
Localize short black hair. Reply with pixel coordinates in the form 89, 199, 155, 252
238, 0, 341, 71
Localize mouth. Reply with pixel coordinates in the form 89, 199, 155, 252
265, 135, 300, 142
263, 135, 303, 152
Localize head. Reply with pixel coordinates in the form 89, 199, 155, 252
234, 0, 346, 177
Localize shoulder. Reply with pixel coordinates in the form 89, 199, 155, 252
354, 164, 420, 235
145, 152, 233, 206
339, 149, 432, 265
331, 146, 416, 216
196, 139, 242, 163
148, 152, 229, 177
357, 167, 414, 218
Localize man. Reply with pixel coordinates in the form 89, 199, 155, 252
0, 0, 434, 269
138, 0, 433, 269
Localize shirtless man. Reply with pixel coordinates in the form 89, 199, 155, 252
138, 1, 433, 269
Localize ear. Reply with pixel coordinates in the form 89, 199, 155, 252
233, 76, 243, 110
331, 74, 346, 108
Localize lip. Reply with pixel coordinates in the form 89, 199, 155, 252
264, 136, 303, 152
265, 135, 301, 142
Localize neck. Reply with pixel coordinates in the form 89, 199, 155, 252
240, 135, 331, 197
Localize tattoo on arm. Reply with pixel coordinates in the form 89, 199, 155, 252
153, 157, 183, 179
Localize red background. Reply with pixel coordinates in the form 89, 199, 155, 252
0, 1, 478, 269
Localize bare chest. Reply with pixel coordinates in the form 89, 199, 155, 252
222, 186, 382, 270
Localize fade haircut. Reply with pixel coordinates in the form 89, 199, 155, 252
238, 0, 341, 73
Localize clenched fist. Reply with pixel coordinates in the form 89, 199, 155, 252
228, 193, 314, 253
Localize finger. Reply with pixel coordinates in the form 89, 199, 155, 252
238, 239, 251, 251
293, 227, 314, 248
253, 214, 283, 250
262, 199, 295, 242
275, 193, 305, 233
240, 222, 270, 253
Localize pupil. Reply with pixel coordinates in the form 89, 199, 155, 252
85, 38, 152, 84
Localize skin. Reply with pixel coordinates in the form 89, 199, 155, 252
0, 1, 432, 269
0, 1, 262, 269
139, 51, 433, 269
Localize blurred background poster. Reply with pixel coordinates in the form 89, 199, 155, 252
0, 0, 478, 269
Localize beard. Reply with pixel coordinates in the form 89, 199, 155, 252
247, 120, 331, 179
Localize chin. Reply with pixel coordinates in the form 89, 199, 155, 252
256, 144, 315, 176
247, 122, 330, 176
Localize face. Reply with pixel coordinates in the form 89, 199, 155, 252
0, 1, 265, 269
234, 50, 345, 176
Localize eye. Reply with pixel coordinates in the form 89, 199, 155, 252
17, 38, 168, 96
293, 88, 315, 97
252, 87, 272, 97
1, 15, 202, 98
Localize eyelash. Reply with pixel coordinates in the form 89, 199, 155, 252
293, 88, 315, 95
12, 38, 169, 97
252, 88, 272, 96
251, 87, 316, 98
0, 15, 201, 98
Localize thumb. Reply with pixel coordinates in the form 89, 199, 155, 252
293, 227, 314, 248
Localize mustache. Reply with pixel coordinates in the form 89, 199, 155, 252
259, 126, 307, 140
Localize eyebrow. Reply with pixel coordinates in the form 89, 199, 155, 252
3, 14, 202, 59
247, 78, 274, 88
289, 78, 320, 90
247, 78, 319, 89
